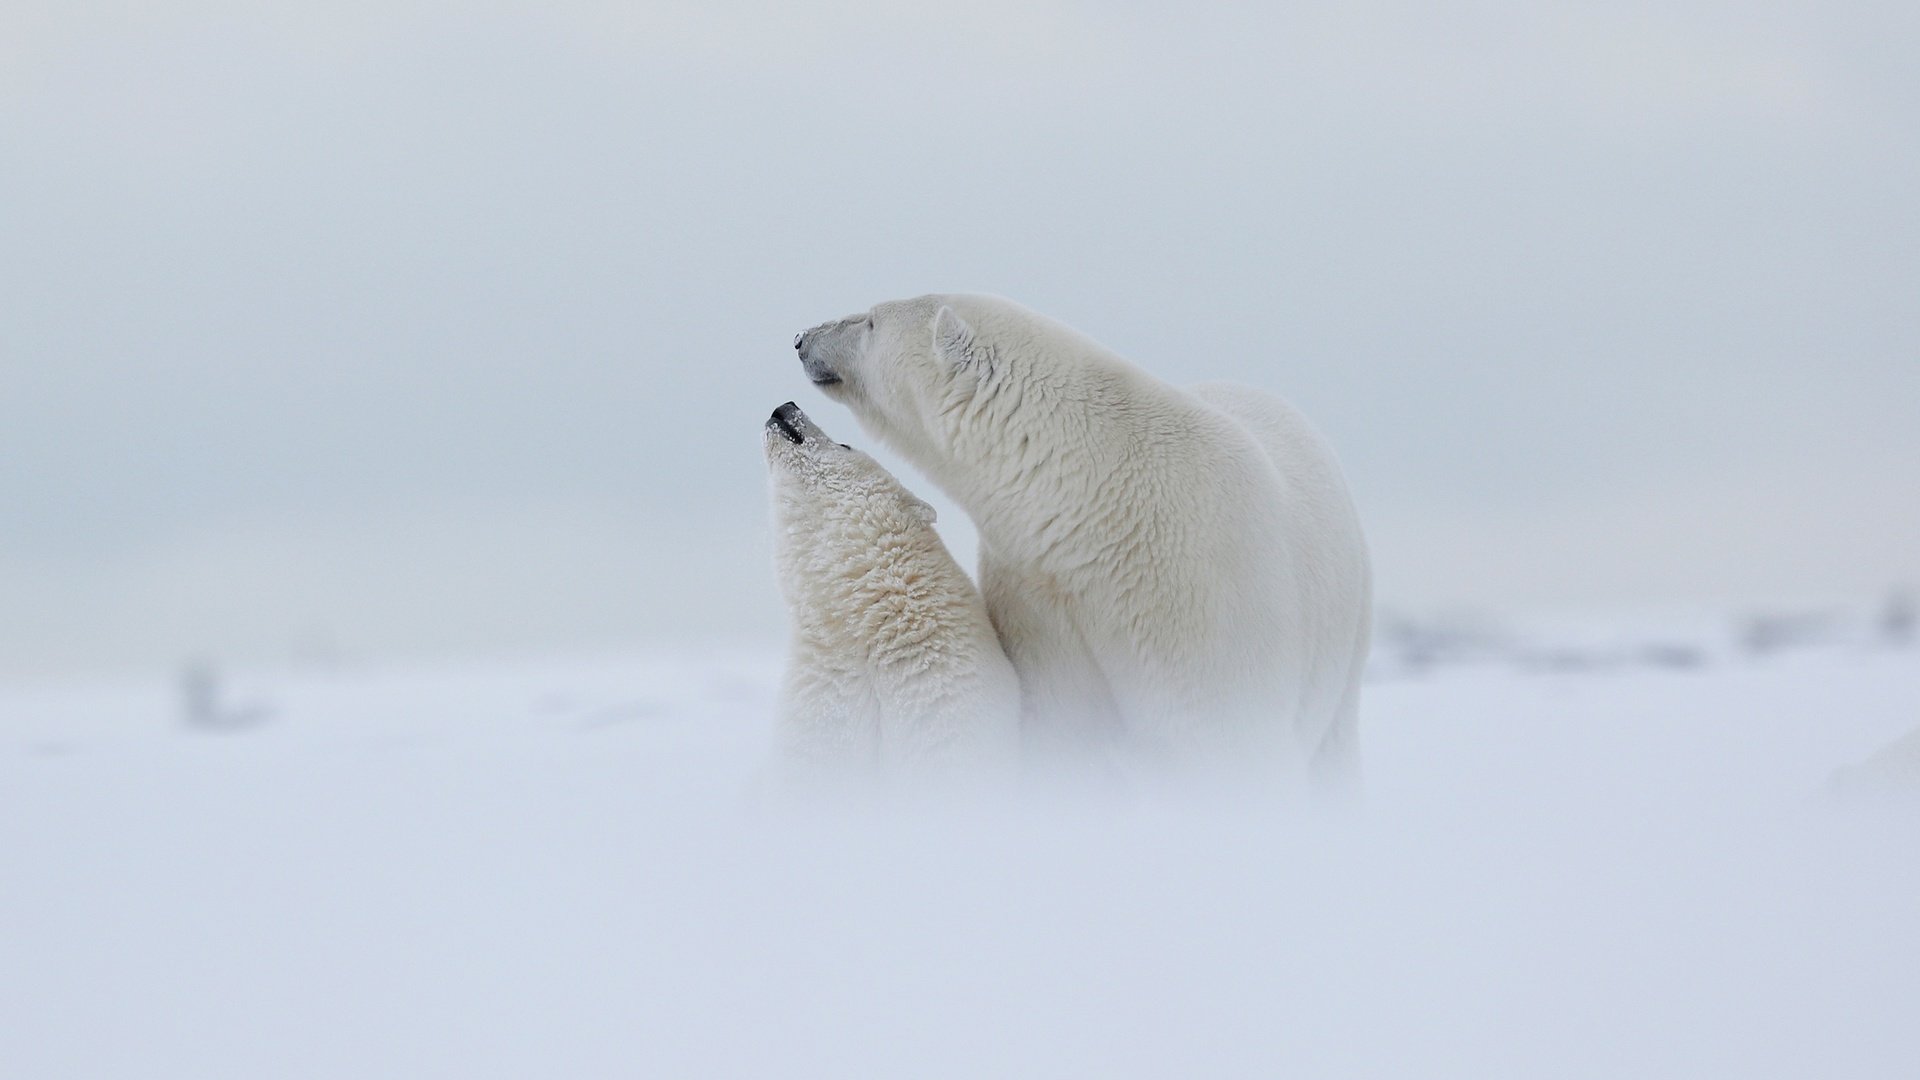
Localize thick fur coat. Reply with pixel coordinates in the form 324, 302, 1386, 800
763, 402, 1019, 783
795, 295, 1371, 786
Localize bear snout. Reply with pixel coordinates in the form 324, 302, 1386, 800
794, 328, 843, 386
770, 401, 806, 445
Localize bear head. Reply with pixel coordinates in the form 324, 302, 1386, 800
791, 294, 1008, 474
763, 401, 937, 542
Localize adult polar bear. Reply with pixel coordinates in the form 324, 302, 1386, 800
795, 294, 1371, 787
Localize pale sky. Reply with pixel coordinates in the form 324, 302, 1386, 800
3, 1, 1916, 678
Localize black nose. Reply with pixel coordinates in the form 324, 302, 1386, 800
793, 332, 806, 353
770, 401, 804, 444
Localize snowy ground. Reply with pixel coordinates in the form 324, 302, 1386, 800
4, 618, 1917, 1079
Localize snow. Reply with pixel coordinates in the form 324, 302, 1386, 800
4, 625, 1917, 1078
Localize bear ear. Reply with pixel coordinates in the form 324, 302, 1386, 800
905, 492, 937, 525
931, 305, 977, 367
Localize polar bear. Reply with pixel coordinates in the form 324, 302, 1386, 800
763, 400, 1020, 784
794, 295, 1371, 788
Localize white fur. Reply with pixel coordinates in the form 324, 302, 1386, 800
763, 405, 1020, 788
796, 295, 1372, 788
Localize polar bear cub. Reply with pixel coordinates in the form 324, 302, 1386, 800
763, 401, 1019, 783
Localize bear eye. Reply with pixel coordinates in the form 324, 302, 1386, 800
865, 314, 874, 330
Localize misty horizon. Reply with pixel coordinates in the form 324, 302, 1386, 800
4, 1, 1916, 678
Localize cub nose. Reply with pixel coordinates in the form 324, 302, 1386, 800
770, 401, 805, 444
793, 331, 808, 357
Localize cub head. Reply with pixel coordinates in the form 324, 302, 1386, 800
791, 294, 1004, 470
763, 401, 936, 538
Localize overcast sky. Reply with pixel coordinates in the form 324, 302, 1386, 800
3, 1, 1916, 678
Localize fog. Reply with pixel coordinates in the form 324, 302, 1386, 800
4, 1, 1917, 677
